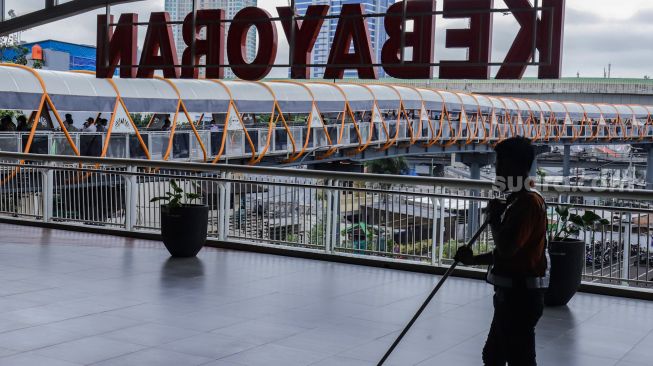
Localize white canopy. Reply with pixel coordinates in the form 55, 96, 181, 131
439, 91, 462, 112
417, 89, 443, 111
0, 68, 652, 139
562, 102, 585, 120
264, 82, 314, 114
169, 79, 231, 113
597, 104, 619, 119
340, 84, 374, 111
394, 86, 423, 110
0, 67, 117, 112
368, 84, 400, 111
222, 81, 274, 114
112, 78, 179, 113
305, 83, 346, 113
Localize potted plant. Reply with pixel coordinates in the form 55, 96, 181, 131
151, 180, 209, 258
546, 206, 610, 306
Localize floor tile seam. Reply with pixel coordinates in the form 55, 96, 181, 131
83, 345, 154, 366
409, 328, 490, 365
614, 326, 653, 364
0, 331, 92, 357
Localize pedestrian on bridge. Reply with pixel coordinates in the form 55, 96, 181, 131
455, 136, 549, 366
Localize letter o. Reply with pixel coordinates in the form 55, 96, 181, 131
227, 7, 278, 80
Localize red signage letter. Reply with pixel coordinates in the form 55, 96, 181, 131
227, 7, 278, 81
440, 0, 493, 79
277, 5, 329, 79
182, 9, 225, 79
96, 14, 138, 79
496, 0, 566, 79
138, 12, 179, 78
381, 0, 436, 79
324, 4, 377, 79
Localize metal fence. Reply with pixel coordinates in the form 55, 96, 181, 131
0, 151, 651, 289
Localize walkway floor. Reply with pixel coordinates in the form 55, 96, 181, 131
0, 223, 650, 365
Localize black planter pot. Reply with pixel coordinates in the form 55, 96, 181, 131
160, 204, 209, 258
545, 239, 585, 307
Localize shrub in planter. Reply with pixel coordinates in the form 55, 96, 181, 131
151, 180, 209, 258
546, 206, 609, 306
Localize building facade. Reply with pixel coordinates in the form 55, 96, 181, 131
164, 0, 257, 79
294, 0, 392, 79
0, 39, 98, 72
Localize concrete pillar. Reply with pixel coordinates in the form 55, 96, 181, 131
530, 158, 538, 180
469, 161, 481, 181
647, 147, 653, 190
562, 145, 571, 185
459, 153, 494, 240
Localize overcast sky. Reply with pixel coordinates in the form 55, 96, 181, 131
13, 0, 653, 79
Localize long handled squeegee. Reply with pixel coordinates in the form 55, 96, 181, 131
378, 219, 491, 365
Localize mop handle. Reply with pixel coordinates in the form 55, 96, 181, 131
377, 219, 491, 366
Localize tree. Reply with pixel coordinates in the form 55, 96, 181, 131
366, 157, 409, 175
0, 38, 42, 69
130, 113, 153, 128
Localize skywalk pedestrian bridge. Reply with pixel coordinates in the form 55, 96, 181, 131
1, 65, 653, 167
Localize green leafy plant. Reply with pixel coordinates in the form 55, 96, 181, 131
551, 206, 610, 241
150, 180, 203, 208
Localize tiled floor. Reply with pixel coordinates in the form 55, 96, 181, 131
0, 223, 650, 365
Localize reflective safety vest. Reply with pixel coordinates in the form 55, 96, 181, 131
486, 190, 550, 290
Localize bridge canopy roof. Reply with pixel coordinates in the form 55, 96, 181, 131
367, 84, 401, 111
221, 81, 275, 114
438, 91, 462, 112
582, 103, 603, 119
416, 89, 444, 111
393, 86, 423, 110
0, 67, 117, 112
562, 102, 585, 119
340, 84, 374, 111
263, 82, 314, 114
167, 79, 231, 114
629, 105, 649, 118
305, 83, 345, 113
112, 78, 179, 113
597, 104, 619, 119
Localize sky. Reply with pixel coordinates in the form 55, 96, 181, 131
11, 0, 653, 79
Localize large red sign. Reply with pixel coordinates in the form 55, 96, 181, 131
96, 0, 565, 80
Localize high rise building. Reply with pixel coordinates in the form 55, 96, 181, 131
294, 0, 393, 79
165, 0, 257, 79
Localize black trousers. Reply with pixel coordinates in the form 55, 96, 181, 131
483, 287, 545, 366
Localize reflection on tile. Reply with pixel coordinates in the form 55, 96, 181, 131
0, 223, 647, 366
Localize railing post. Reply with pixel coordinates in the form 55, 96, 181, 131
125, 134, 130, 159
622, 212, 632, 284
430, 188, 438, 265
438, 196, 446, 264
324, 179, 333, 253
329, 180, 341, 254
218, 172, 231, 241
124, 165, 138, 231
646, 146, 653, 190
42, 163, 54, 222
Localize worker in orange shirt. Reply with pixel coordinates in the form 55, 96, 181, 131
456, 136, 549, 366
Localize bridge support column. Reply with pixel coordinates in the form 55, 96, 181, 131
459, 153, 495, 240
647, 147, 653, 190
530, 158, 538, 180
562, 145, 571, 185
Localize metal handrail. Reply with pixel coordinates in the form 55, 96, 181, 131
1, 151, 652, 200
